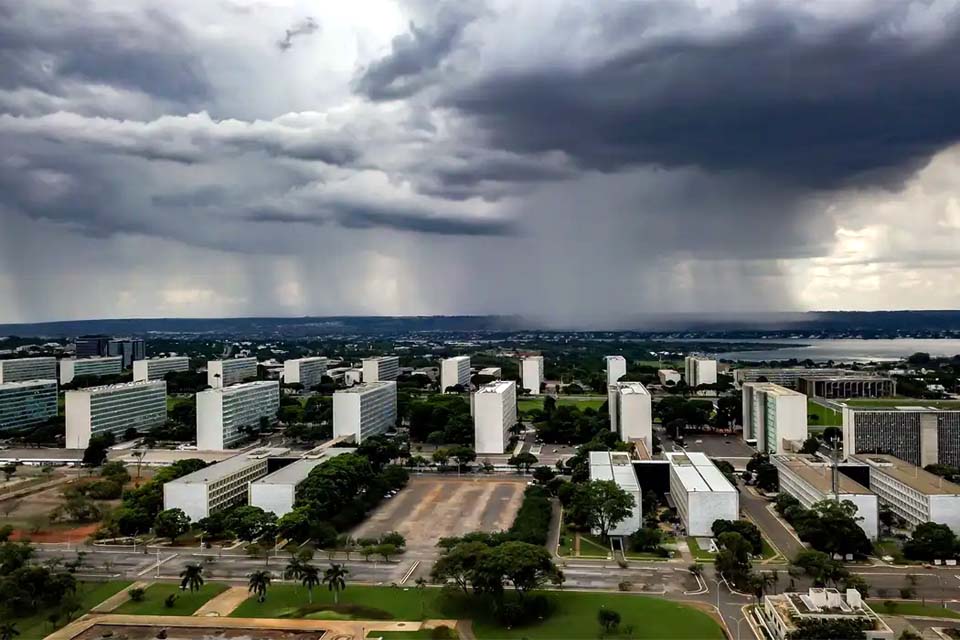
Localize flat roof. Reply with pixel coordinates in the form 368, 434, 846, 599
208, 380, 277, 394
252, 448, 353, 486
478, 367, 501, 375
657, 368, 679, 374
589, 451, 640, 491
852, 454, 960, 495
445, 355, 470, 362
666, 451, 736, 493
842, 399, 960, 410
800, 375, 892, 383
138, 356, 189, 362
773, 454, 873, 495
612, 381, 650, 396
65, 356, 122, 363
335, 381, 395, 394
168, 454, 266, 485
363, 355, 398, 362
0, 448, 83, 461
0, 379, 58, 390
477, 380, 515, 394
287, 356, 327, 363
69, 380, 164, 394
743, 382, 804, 396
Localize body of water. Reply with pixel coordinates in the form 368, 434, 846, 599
692, 338, 960, 363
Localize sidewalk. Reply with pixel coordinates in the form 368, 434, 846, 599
192, 586, 249, 616
90, 581, 149, 613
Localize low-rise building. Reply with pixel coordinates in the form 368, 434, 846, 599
196, 380, 280, 450
59, 356, 123, 385
0, 380, 58, 432
762, 589, 892, 640
852, 453, 960, 533
588, 451, 642, 536
333, 381, 397, 443
607, 381, 652, 452
248, 448, 353, 516
772, 454, 878, 539
282, 357, 328, 389
520, 355, 544, 395
665, 451, 738, 536
0, 357, 57, 383
798, 376, 896, 399
478, 367, 502, 379
657, 369, 681, 386
734, 367, 855, 389
207, 357, 258, 388
440, 355, 471, 392
362, 356, 400, 382
65, 380, 166, 448
604, 356, 627, 385
133, 356, 190, 382
742, 383, 808, 453
472, 380, 517, 454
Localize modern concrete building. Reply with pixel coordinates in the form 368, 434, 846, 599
588, 451, 642, 536
108, 338, 145, 369
657, 369, 681, 386
362, 356, 400, 382
665, 451, 739, 536
249, 448, 352, 517
0, 380, 58, 432
133, 356, 189, 382
798, 376, 896, 399
761, 589, 892, 640
65, 380, 166, 448
60, 356, 123, 385
207, 357, 258, 388
520, 355, 544, 395
842, 407, 960, 467
472, 380, 517, 454
604, 355, 627, 385
607, 381, 652, 452
478, 367, 502, 379
283, 357, 328, 389
333, 381, 397, 444
684, 356, 718, 388
196, 380, 280, 450
742, 383, 808, 453
440, 355, 471, 392
75, 335, 110, 359
0, 357, 57, 383
852, 454, 960, 533
734, 367, 853, 389
772, 454, 878, 539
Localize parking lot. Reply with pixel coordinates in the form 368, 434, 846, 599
664, 432, 756, 463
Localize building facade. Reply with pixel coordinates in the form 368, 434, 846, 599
249, 449, 352, 516
133, 356, 190, 382
684, 356, 718, 388
842, 408, 960, 468
0, 357, 57, 383
607, 381, 652, 452
207, 357, 258, 388
589, 451, 642, 536
762, 589, 892, 640
60, 356, 123, 385
362, 356, 400, 382
74, 335, 110, 359
196, 380, 280, 450
333, 381, 398, 443
0, 380, 58, 432
65, 380, 167, 448
665, 451, 739, 536
163, 453, 274, 521
107, 338, 145, 368
520, 355, 544, 395
604, 355, 627, 385
657, 369, 681, 386
742, 382, 808, 453
283, 357, 328, 389
440, 355, 471, 392
734, 367, 853, 389
472, 380, 517, 454
798, 376, 896, 399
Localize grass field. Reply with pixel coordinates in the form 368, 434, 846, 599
114, 582, 228, 616
806, 399, 842, 426
230, 584, 443, 620
867, 600, 960, 619
518, 396, 606, 413
686, 537, 717, 561
842, 398, 960, 409
370, 630, 458, 640
10, 580, 132, 640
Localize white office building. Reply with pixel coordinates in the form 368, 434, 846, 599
0, 380, 58, 432
249, 448, 352, 517
588, 451, 642, 536
684, 356, 718, 388
842, 407, 960, 468
362, 356, 400, 382
604, 356, 627, 385
666, 451, 739, 536
520, 355, 544, 395
283, 357, 328, 389
440, 355, 471, 392
657, 369, 681, 386
742, 383, 808, 453
60, 356, 123, 385
472, 380, 517, 454
207, 357, 258, 388
852, 454, 960, 533
478, 367, 502, 379
333, 381, 397, 444
133, 356, 190, 382
607, 382, 653, 452
197, 380, 280, 450
772, 454, 878, 539
762, 589, 892, 640
65, 380, 166, 448
0, 357, 57, 383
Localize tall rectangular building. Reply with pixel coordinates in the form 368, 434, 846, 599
607, 382, 652, 452
60, 356, 123, 385
604, 355, 627, 385
520, 355, 544, 395
853, 454, 960, 533
133, 356, 190, 382
65, 380, 166, 448
441, 355, 471, 392
333, 381, 397, 443
361, 356, 400, 382
283, 357, 328, 389
684, 356, 718, 388
842, 407, 960, 468
74, 335, 110, 358
0, 357, 57, 383
742, 383, 808, 453
207, 357, 258, 388
0, 380, 58, 432
472, 380, 517, 454
665, 451, 739, 536
107, 338, 145, 369
196, 380, 279, 450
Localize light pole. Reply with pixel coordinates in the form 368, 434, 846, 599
709, 576, 723, 612
155, 550, 161, 577
733, 614, 747, 640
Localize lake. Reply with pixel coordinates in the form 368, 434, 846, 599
702, 338, 960, 363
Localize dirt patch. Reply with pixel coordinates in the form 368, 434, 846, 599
11, 521, 99, 542
73, 625, 326, 640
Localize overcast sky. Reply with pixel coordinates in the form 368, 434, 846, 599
2, 0, 960, 327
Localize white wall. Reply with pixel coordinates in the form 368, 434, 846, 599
64, 392, 92, 448
620, 391, 652, 451
333, 393, 361, 441
848, 494, 879, 540
687, 490, 739, 537
249, 483, 296, 517
610, 488, 643, 537
606, 356, 626, 385
773, 394, 808, 453
196, 390, 225, 450
163, 482, 209, 522
929, 495, 960, 534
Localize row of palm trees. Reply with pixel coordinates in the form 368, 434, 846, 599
247, 559, 349, 604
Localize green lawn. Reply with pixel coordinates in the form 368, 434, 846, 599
518, 396, 607, 413
842, 398, 960, 409
867, 600, 960, 619
370, 630, 458, 640
686, 537, 717, 561
114, 582, 228, 616
10, 580, 132, 640
806, 399, 842, 426
230, 584, 444, 620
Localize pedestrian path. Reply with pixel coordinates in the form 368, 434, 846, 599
193, 585, 249, 616
90, 581, 149, 613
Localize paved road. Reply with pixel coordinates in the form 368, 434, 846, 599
736, 481, 806, 560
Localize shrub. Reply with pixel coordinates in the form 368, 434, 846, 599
617, 581, 632, 592
128, 587, 146, 602
164, 594, 178, 608
507, 485, 552, 545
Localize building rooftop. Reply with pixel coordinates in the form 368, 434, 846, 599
666, 451, 736, 493
69, 379, 164, 394
335, 381, 396, 394
0, 448, 84, 461
138, 356, 189, 362
287, 356, 327, 363
363, 356, 398, 362
611, 381, 650, 396
773, 454, 873, 494
204, 380, 278, 395
478, 367, 501, 375
852, 454, 960, 495
476, 380, 515, 394
65, 356, 122, 363
251, 448, 353, 485
799, 375, 892, 383
168, 448, 289, 484
210, 356, 257, 364
445, 355, 470, 363
0, 379, 58, 390
743, 382, 804, 397
589, 451, 640, 491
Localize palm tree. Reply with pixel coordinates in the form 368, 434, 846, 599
284, 555, 304, 582
323, 563, 349, 605
180, 563, 204, 592
248, 570, 272, 603
301, 564, 321, 603
0, 622, 19, 640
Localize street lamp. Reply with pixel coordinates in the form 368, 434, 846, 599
708, 576, 723, 611
732, 614, 747, 640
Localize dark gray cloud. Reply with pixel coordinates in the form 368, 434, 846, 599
277, 17, 320, 51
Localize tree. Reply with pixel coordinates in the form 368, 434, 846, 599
598, 609, 621, 634
0, 623, 19, 640
485, 541, 557, 598
799, 437, 821, 455
903, 522, 957, 561
508, 452, 539, 474
430, 541, 490, 595
788, 618, 869, 639
128, 587, 146, 602
1, 465, 16, 482
301, 564, 320, 603
225, 505, 277, 542
284, 555, 304, 582
432, 449, 450, 471
179, 563, 204, 593
248, 570, 271, 603
792, 550, 849, 587
154, 508, 190, 541
448, 446, 476, 472
82, 435, 112, 467
376, 543, 398, 562
571, 480, 634, 541
532, 466, 555, 485
715, 531, 753, 587
712, 520, 762, 556
628, 528, 663, 552
381, 531, 406, 548
323, 563, 349, 604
